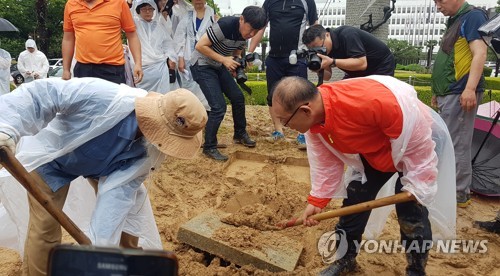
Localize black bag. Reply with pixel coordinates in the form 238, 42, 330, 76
48, 244, 178, 276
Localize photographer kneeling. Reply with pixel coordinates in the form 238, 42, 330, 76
190, 6, 267, 161
302, 25, 395, 80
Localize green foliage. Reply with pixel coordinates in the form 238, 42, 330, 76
485, 76, 500, 90
483, 66, 493, 77
387, 39, 422, 64
244, 81, 268, 105
242, 79, 500, 108
205, 0, 220, 16
0, 0, 66, 58
247, 72, 266, 80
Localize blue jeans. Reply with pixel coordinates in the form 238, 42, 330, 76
265, 56, 307, 106
190, 63, 247, 150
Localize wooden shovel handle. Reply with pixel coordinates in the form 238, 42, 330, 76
279, 192, 416, 229
0, 146, 91, 245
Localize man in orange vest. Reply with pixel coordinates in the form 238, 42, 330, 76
271, 76, 455, 276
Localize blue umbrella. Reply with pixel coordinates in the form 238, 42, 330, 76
0, 18, 19, 32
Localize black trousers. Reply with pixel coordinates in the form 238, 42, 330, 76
74, 62, 126, 84
336, 156, 432, 254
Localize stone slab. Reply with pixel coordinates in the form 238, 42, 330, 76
177, 209, 303, 272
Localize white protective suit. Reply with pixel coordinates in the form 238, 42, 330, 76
0, 78, 163, 254
17, 39, 49, 83
0, 47, 11, 95
305, 75, 456, 240
132, 0, 179, 93
172, 3, 213, 110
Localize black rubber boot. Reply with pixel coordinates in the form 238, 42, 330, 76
405, 251, 428, 276
318, 254, 358, 276
473, 220, 500, 234
319, 236, 359, 276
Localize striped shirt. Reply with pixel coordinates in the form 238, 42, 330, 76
190, 16, 246, 67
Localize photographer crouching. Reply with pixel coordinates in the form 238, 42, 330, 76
301, 25, 395, 80
190, 6, 267, 161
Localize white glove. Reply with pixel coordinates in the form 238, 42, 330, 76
0, 131, 16, 155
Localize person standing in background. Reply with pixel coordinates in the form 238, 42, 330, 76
17, 39, 49, 83
62, 0, 143, 84
173, 0, 213, 110
132, 0, 179, 93
190, 6, 267, 161
0, 43, 11, 94
431, 0, 488, 207
248, 0, 318, 149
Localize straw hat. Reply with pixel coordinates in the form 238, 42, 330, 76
135, 89, 207, 159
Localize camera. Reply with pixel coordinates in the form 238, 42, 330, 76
289, 47, 327, 71
233, 53, 262, 94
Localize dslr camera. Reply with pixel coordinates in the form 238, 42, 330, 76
289, 47, 327, 71
233, 52, 262, 94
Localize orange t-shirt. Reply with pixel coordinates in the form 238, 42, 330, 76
63, 0, 136, 65
310, 78, 404, 172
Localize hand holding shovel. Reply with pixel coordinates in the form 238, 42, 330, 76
0, 146, 91, 245
278, 192, 416, 229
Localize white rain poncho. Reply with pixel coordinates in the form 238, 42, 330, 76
305, 75, 456, 240
132, 0, 178, 94
171, 0, 191, 33
172, 4, 214, 110
0, 47, 11, 95
0, 78, 163, 254
16, 39, 49, 83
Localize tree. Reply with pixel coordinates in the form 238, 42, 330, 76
496, 0, 500, 13
205, 0, 220, 16
387, 39, 422, 65
425, 40, 437, 68
0, 0, 65, 58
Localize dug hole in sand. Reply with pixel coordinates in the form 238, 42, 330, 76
1, 106, 499, 275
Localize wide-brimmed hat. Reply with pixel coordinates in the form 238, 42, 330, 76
135, 89, 207, 159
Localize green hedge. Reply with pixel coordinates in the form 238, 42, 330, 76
243, 81, 268, 105
245, 81, 500, 107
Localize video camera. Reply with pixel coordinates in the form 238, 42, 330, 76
233, 52, 262, 95
289, 47, 327, 71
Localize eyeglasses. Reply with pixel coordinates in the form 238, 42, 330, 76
283, 102, 308, 127
140, 7, 155, 12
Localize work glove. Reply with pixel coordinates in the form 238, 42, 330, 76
0, 132, 16, 170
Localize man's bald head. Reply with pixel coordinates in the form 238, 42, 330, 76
271, 76, 319, 112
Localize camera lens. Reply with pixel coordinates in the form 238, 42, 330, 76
308, 54, 322, 71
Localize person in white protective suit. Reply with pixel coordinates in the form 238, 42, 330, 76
131, 0, 179, 93
173, 0, 212, 111
17, 39, 49, 83
0, 43, 11, 95
271, 76, 456, 276
0, 77, 207, 275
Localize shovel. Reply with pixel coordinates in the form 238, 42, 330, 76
0, 146, 91, 245
278, 191, 416, 229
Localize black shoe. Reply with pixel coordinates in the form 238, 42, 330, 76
319, 257, 358, 276
233, 133, 256, 148
405, 251, 428, 276
203, 149, 228, 161
473, 220, 500, 234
